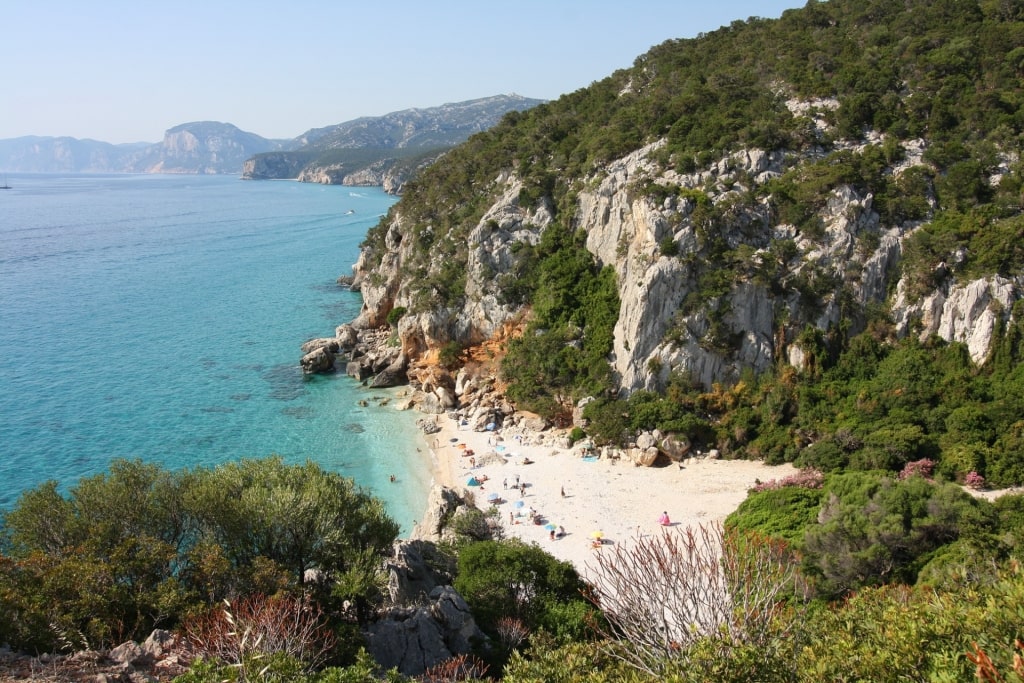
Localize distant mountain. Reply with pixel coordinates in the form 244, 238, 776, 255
241, 94, 546, 190
0, 136, 151, 174
0, 122, 287, 175
124, 122, 288, 174
0, 94, 545, 182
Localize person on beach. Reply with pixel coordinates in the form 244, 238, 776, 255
503, 478, 507, 490
557, 525, 565, 538
549, 529, 555, 541
658, 511, 671, 526
560, 486, 566, 498
514, 474, 520, 486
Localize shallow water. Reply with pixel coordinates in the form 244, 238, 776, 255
0, 174, 431, 532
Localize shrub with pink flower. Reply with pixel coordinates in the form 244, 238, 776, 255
964, 470, 986, 490
898, 458, 935, 481
750, 468, 824, 493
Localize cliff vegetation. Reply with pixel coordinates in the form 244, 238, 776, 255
354, 0, 1024, 488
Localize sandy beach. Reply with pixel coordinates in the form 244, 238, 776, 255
425, 412, 797, 579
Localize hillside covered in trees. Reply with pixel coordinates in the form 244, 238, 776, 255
4, 0, 1024, 681
351, 0, 1024, 491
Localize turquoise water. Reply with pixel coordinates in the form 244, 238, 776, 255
0, 174, 432, 533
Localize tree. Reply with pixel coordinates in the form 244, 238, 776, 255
454, 539, 593, 642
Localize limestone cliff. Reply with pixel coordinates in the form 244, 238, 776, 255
336, 0, 1022, 409
348, 125, 1019, 395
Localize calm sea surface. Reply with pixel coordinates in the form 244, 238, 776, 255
0, 174, 432, 532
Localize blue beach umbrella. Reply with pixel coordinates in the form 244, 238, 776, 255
514, 500, 525, 509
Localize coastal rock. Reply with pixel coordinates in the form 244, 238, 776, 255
417, 417, 441, 434
635, 431, 657, 450
300, 346, 335, 374
346, 360, 370, 381
370, 355, 408, 388
300, 337, 340, 355
413, 485, 494, 544
336, 324, 359, 349
417, 392, 446, 415
660, 434, 691, 461
364, 586, 485, 677
628, 446, 661, 467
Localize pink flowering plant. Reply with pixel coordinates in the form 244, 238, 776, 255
898, 458, 936, 481
964, 470, 986, 490
751, 468, 825, 493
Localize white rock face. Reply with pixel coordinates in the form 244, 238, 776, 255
348, 117, 1019, 395
894, 276, 1018, 364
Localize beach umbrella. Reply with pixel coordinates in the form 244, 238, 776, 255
514, 500, 525, 509
486, 422, 496, 431
544, 523, 557, 531
589, 530, 604, 539
467, 477, 480, 486
487, 493, 500, 502
449, 437, 459, 443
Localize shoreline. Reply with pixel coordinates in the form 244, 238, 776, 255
422, 411, 797, 578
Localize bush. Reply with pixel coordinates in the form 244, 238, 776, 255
0, 458, 400, 652
453, 539, 594, 644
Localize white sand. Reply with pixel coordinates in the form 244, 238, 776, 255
426, 413, 797, 579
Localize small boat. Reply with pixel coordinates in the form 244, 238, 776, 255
0, 175, 10, 190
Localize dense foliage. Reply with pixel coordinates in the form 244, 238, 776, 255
360, 0, 1023, 431
0, 458, 398, 653
583, 306, 1024, 488
499, 225, 620, 418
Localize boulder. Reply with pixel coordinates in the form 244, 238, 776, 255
363, 586, 486, 677
335, 323, 359, 349
300, 346, 335, 374
300, 337, 340, 355
370, 366, 406, 388
346, 360, 370, 381
629, 446, 660, 467
635, 431, 657, 450
140, 630, 175, 661
523, 414, 550, 432
659, 434, 691, 461
417, 418, 441, 435
108, 641, 145, 666
417, 392, 446, 415
370, 353, 408, 388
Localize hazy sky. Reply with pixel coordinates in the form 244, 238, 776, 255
1, 1, 807, 144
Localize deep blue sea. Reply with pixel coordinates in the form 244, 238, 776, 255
0, 173, 432, 532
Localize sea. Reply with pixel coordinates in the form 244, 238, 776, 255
0, 173, 433, 533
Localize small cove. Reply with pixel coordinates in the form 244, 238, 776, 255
0, 174, 431, 533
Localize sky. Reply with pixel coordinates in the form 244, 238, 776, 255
0, 1, 807, 144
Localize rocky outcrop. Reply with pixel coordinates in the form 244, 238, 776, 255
343, 97, 1019, 402
300, 326, 406, 384
412, 486, 474, 543
0, 630, 190, 682
364, 586, 486, 677
384, 540, 457, 604
893, 275, 1019, 363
